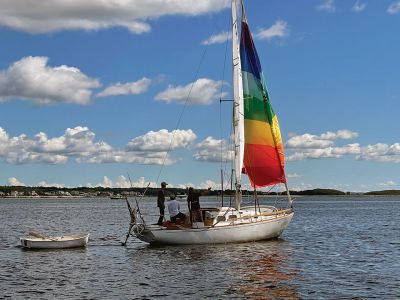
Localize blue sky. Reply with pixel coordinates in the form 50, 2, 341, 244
0, 0, 400, 192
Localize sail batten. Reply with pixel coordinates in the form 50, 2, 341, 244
239, 5, 286, 188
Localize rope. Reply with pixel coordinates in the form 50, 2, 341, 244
153, 44, 208, 190
218, 14, 233, 205
219, 14, 231, 174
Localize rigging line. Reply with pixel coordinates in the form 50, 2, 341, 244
224, 90, 235, 192
154, 46, 209, 187
227, 104, 235, 190
219, 12, 232, 201
153, 9, 225, 188
219, 13, 231, 175
152, 47, 207, 183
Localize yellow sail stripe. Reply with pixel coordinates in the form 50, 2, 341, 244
244, 116, 282, 147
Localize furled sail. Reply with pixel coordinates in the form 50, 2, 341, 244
240, 12, 286, 187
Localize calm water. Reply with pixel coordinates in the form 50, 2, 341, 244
0, 196, 399, 299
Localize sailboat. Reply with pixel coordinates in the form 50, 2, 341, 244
129, 0, 293, 245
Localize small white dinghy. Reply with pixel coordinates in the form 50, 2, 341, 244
20, 232, 89, 249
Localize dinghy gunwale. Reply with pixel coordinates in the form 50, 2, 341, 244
20, 233, 89, 249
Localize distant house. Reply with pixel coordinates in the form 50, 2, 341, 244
70, 191, 80, 196
98, 191, 112, 197
56, 191, 72, 197
122, 191, 140, 196
0, 191, 5, 197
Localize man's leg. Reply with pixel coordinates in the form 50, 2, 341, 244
157, 208, 164, 225
177, 212, 186, 222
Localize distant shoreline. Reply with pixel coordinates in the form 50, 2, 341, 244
2, 194, 400, 200
1, 186, 400, 198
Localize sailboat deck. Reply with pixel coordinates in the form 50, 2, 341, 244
147, 206, 293, 231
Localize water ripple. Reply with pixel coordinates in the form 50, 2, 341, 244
0, 197, 399, 299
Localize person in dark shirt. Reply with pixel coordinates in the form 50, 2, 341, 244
187, 187, 211, 223
156, 181, 168, 225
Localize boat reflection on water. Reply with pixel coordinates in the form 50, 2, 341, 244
227, 240, 300, 300
126, 239, 300, 299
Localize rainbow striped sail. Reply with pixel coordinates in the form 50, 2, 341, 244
240, 14, 286, 187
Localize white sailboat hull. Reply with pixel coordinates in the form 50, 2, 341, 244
135, 211, 293, 245
20, 233, 89, 249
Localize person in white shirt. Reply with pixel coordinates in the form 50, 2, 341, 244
166, 194, 187, 223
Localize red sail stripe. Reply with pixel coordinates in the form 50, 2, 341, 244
243, 144, 286, 187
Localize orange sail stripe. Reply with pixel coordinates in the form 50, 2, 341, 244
244, 117, 282, 147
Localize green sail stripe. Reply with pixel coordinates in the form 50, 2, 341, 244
242, 71, 275, 124
242, 71, 265, 101
244, 95, 270, 122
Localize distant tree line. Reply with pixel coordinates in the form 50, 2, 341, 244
364, 190, 400, 195
1, 185, 400, 197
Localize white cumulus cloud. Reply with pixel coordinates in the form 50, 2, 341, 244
255, 20, 289, 41
353, 0, 367, 12
0, 126, 203, 166
388, 2, 400, 14
155, 78, 227, 105
287, 173, 300, 178
285, 130, 361, 161
193, 136, 233, 162
379, 180, 396, 187
321, 130, 359, 140
97, 77, 152, 97
0, 126, 113, 164
127, 129, 196, 152
8, 177, 25, 186
197, 180, 219, 189
98, 176, 113, 188
202, 31, 231, 45
357, 143, 400, 163
286, 130, 358, 149
286, 134, 334, 149
94, 175, 157, 188
0, 126, 179, 165
129, 176, 157, 188
37, 181, 66, 188
316, 0, 336, 13
78, 150, 175, 165
286, 140, 400, 164
0, 0, 229, 34
287, 144, 361, 161
0, 56, 100, 105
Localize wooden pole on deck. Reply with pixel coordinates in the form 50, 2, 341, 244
121, 223, 133, 246
221, 169, 224, 207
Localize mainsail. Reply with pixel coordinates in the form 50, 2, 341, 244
239, 9, 286, 187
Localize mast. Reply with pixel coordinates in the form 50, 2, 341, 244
231, 0, 244, 210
